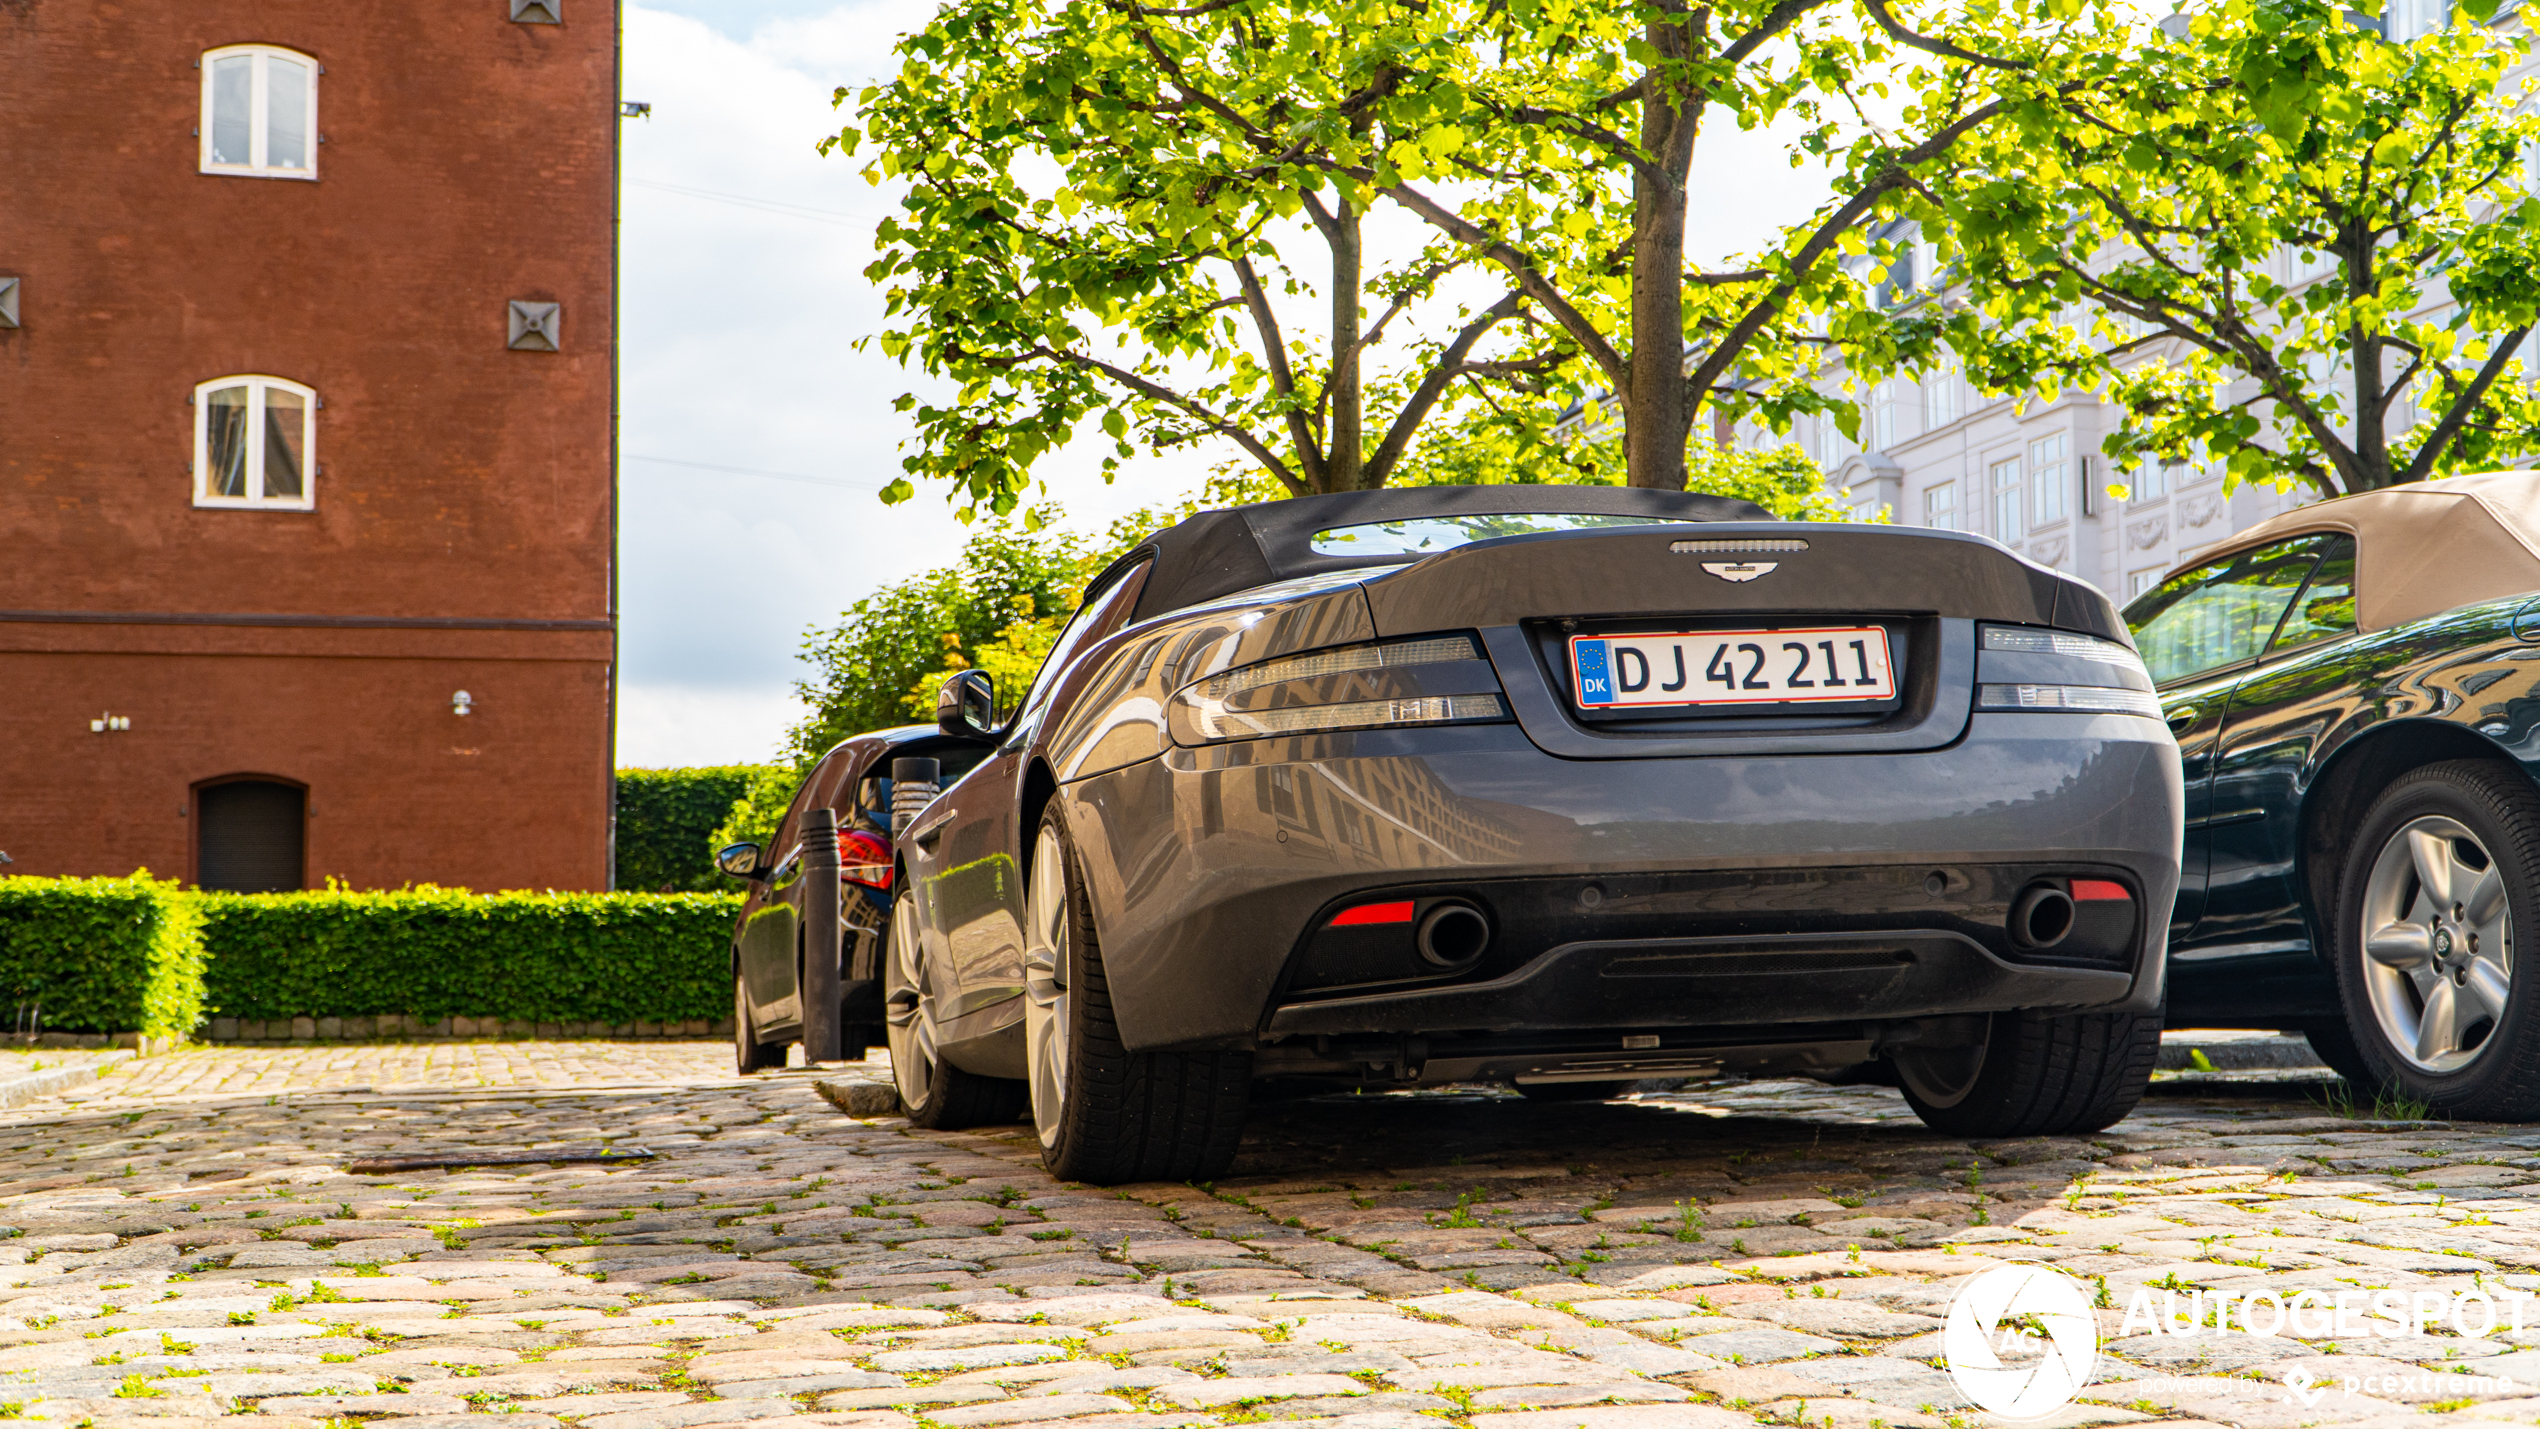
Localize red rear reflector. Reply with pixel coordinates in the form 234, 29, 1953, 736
1330, 900, 1415, 927
2071, 879, 2129, 902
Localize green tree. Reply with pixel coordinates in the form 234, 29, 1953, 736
1389, 402, 1873, 519
1944, 0, 2540, 497
786, 515, 1089, 763
832, 0, 2092, 509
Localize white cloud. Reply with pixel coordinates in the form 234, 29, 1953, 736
616, 681, 810, 768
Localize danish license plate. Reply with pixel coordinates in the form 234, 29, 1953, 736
1570, 626, 1897, 709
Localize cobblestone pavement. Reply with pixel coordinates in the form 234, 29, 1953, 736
9, 1044, 2540, 1429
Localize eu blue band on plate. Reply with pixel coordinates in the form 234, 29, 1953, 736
1575, 639, 1615, 705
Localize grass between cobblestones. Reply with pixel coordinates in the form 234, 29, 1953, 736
0, 1045, 2536, 1429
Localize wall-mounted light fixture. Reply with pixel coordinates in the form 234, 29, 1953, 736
90, 713, 130, 733
0, 277, 19, 330
620, 101, 652, 119
452, 690, 474, 716
510, 0, 560, 22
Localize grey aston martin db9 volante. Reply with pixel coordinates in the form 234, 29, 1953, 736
815, 487, 2180, 1181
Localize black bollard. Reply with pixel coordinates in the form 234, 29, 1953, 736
801, 807, 843, 1065
889, 757, 940, 838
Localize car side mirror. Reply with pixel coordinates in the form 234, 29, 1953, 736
936, 669, 998, 740
714, 842, 765, 881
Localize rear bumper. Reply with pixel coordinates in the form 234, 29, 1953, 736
1264, 931, 2130, 1038
1058, 711, 2183, 1053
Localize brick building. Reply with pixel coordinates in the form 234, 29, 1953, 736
0, 1, 620, 891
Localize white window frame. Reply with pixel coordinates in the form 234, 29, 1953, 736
2028, 432, 2070, 527
1926, 367, 1960, 429
1989, 457, 2022, 544
193, 375, 318, 511
200, 45, 319, 180
1924, 480, 1958, 532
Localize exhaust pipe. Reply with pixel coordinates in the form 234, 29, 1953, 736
1417, 901, 1491, 969
2009, 883, 2076, 949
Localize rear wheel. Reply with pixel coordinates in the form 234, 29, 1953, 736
2330, 762, 2540, 1119
1024, 806, 1250, 1184
885, 889, 1026, 1128
733, 973, 784, 1075
1516, 1081, 1633, 1102
1895, 1009, 2159, 1136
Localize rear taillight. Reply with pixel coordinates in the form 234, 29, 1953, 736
1169, 634, 1508, 745
841, 830, 893, 890
1975, 624, 2157, 717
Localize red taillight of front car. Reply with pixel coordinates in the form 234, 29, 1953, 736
841, 830, 893, 890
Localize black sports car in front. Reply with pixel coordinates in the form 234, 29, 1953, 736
724, 485, 2183, 1181
2135, 473, 2540, 1120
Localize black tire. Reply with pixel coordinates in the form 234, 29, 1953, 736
2328, 761, 2540, 1120
1895, 1009, 2159, 1136
885, 888, 1027, 1129
1029, 805, 1250, 1184
2298, 1019, 2381, 1090
733, 973, 784, 1075
1516, 1081, 1633, 1102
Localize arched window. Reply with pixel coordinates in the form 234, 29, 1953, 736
196, 778, 307, 892
200, 45, 318, 179
195, 375, 317, 510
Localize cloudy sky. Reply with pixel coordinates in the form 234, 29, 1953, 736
614, 0, 1829, 768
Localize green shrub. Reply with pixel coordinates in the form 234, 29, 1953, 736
615, 766, 773, 891
707, 765, 800, 858
0, 873, 205, 1038
199, 887, 742, 1025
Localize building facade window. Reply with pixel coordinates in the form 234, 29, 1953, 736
1926, 367, 1959, 428
1989, 457, 2022, 542
202, 45, 317, 179
195, 375, 316, 510
2029, 433, 2070, 527
1870, 381, 1898, 451
2132, 461, 2173, 503
1924, 480, 1958, 531
2129, 567, 2168, 599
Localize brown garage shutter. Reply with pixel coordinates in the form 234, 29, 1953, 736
198, 781, 305, 892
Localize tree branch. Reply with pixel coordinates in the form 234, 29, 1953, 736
1364, 292, 1528, 484
1232, 255, 1327, 491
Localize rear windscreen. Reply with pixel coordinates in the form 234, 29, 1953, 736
1309, 512, 1698, 557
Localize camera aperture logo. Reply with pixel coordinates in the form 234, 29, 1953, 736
1945, 1265, 2100, 1419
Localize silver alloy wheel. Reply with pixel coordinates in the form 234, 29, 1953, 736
885, 900, 941, 1110
1022, 823, 1071, 1152
2361, 814, 2514, 1074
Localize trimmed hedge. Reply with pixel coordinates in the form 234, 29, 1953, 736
0, 873, 206, 1038
199, 888, 743, 1025
615, 765, 775, 892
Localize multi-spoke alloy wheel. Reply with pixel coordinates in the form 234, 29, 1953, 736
2359, 815, 2513, 1073
1023, 822, 1071, 1151
881, 888, 1028, 1129
883, 893, 941, 1113
2333, 761, 2540, 1121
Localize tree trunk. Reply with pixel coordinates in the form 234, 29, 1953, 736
2346, 219, 2391, 494
1625, 5, 1701, 490
1327, 197, 1366, 493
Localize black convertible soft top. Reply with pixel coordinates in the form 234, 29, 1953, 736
1125, 485, 1773, 622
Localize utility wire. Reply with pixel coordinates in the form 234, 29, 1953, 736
624, 177, 877, 225
623, 453, 886, 493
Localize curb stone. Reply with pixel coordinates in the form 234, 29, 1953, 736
0, 1048, 136, 1109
